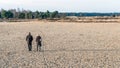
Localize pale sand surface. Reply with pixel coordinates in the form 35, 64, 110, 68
0, 22, 120, 68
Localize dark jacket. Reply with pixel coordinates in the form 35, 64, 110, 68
26, 34, 33, 44
36, 36, 42, 45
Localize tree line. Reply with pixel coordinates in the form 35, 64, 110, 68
0, 9, 62, 19
0, 8, 117, 20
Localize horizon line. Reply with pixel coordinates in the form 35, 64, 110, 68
0, 8, 120, 13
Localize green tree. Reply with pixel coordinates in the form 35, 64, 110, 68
18, 13, 25, 19
1, 9, 7, 18
39, 12, 45, 19
1, 10, 13, 19
34, 11, 39, 18
45, 10, 50, 18
50, 11, 59, 18
27, 11, 33, 19
7, 11, 14, 18
43, 13, 47, 19
9, 9, 17, 18
0, 9, 61, 19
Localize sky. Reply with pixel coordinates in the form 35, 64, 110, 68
0, 0, 120, 12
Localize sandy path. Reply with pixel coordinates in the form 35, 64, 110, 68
0, 22, 120, 68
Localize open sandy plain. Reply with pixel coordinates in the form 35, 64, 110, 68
0, 21, 120, 68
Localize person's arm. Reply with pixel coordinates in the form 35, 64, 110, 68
40, 37, 42, 42
31, 36, 33, 41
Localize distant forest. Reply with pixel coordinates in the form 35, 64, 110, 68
0, 9, 61, 19
66, 13, 120, 17
0, 8, 120, 19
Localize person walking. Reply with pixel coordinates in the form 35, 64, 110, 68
26, 32, 33, 51
36, 35, 42, 51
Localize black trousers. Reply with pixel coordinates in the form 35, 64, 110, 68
37, 44, 41, 51
28, 43, 32, 51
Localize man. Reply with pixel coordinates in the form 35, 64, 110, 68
26, 32, 33, 51
36, 35, 42, 51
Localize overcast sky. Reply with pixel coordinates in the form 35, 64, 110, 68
0, 0, 120, 12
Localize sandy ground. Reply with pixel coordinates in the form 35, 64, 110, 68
0, 22, 120, 68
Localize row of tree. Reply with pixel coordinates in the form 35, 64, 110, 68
0, 8, 119, 19
0, 9, 61, 19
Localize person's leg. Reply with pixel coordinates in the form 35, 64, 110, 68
29, 43, 32, 51
39, 46, 41, 51
28, 44, 30, 51
38, 45, 40, 51
30, 44, 32, 51
39, 44, 42, 51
